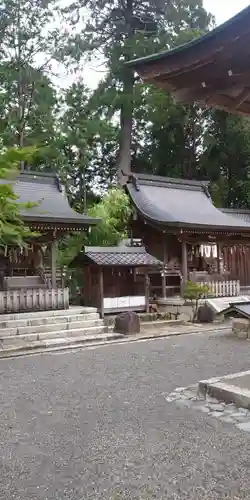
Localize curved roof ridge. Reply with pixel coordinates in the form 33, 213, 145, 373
127, 5, 250, 68
127, 175, 250, 232
133, 172, 209, 187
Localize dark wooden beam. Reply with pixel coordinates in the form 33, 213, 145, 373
99, 268, 104, 318
51, 238, 57, 289
158, 68, 250, 97
181, 240, 188, 284
234, 88, 250, 109
138, 26, 250, 81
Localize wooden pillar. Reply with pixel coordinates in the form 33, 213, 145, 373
217, 243, 221, 274
144, 272, 150, 313
99, 267, 104, 318
181, 240, 188, 287
162, 233, 167, 299
51, 239, 58, 289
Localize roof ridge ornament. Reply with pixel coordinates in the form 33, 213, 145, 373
202, 184, 211, 198
55, 174, 63, 193
127, 172, 140, 192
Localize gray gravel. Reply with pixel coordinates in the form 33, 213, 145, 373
1, 330, 250, 499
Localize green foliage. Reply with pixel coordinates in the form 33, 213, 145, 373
69, 0, 213, 177
58, 82, 118, 204
58, 187, 132, 266
87, 187, 132, 246
201, 110, 250, 208
0, 148, 38, 246
1, 0, 249, 220
183, 280, 209, 322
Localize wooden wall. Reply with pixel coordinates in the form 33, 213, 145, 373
82, 265, 146, 308
133, 219, 250, 288
223, 246, 250, 287
132, 221, 181, 263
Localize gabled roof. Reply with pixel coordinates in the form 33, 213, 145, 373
224, 301, 250, 319
71, 244, 162, 267
1, 171, 98, 230
127, 6, 250, 115
126, 173, 250, 233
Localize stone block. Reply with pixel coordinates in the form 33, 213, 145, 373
237, 330, 248, 340
197, 305, 215, 323
232, 318, 250, 339
114, 311, 140, 335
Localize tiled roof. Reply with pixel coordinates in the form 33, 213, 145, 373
75, 245, 162, 267
127, 173, 250, 232
0, 171, 98, 228
127, 5, 250, 69
221, 209, 250, 224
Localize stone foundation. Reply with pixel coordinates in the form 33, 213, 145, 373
232, 318, 250, 340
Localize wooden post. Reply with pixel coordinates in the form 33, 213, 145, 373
216, 243, 221, 274
51, 239, 57, 289
181, 240, 188, 292
99, 267, 104, 318
162, 233, 167, 299
144, 272, 150, 313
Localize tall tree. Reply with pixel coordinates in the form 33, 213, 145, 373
0, 0, 80, 166
59, 81, 118, 210
73, 0, 213, 180
202, 110, 250, 208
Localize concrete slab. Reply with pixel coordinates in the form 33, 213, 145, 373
206, 296, 249, 314
199, 370, 250, 410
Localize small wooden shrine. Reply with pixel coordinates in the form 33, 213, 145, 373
128, 5, 250, 116
124, 173, 250, 298
0, 170, 98, 313
71, 240, 162, 317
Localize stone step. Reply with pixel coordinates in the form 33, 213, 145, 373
0, 332, 124, 358
0, 312, 100, 330
0, 306, 97, 322
107, 318, 183, 334
0, 318, 104, 337
141, 319, 183, 332
0, 325, 107, 346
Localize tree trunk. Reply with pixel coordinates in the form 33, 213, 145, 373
17, 0, 25, 170
117, 0, 134, 186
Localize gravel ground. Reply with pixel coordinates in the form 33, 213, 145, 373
1, 330, 250, 500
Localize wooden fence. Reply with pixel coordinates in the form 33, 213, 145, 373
199, 280, 240, 298
0, 288, 69, 314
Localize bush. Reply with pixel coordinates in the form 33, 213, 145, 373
183, 280, 210, 322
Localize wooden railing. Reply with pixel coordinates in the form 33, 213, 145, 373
0, 288, 69, 314
199, 280, 240, 298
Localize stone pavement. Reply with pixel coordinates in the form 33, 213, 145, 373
198, 370, 250, 410
166, 384, 250, 433
2, 328, 250, 499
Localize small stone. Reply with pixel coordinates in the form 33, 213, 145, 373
175, 399, 192, 408
238, 407, 249, 414
183, 390, 196, 400
236, 421, 250, 432
196, 405, 210, 413
165, 396, 177, 402
219, 415, 235, 424
208, 403, 225, 412
211, 411, 224, 418
224, 404, 237, 413
205, 396, 218, 404
231, 413, 248, 422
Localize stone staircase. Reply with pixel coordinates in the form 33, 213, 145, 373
0, 307, 123, 358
